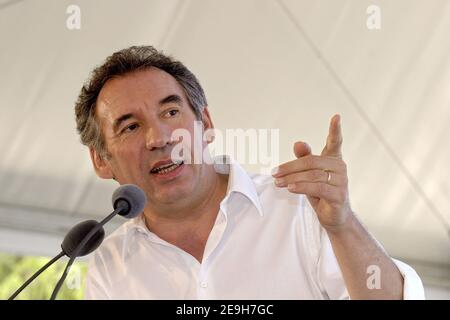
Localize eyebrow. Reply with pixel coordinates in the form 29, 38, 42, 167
112, 94, 184, 133
158, 94, 183, 106
112, 113, 134, 133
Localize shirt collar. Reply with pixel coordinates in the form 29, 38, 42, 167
213, 155, 264, 217
129, 154, 264, 234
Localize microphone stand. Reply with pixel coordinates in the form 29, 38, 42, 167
8, 252, 65, 300
8, 219, 104, 300
50, 201, 129, 300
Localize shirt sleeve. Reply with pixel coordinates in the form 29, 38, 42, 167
391, 258, 425, 300
316, 229, 426, 300
303, 193, 425, 300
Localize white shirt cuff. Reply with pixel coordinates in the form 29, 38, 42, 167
392, 258, 425, 300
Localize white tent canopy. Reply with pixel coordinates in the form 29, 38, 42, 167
1, 0, 449, 297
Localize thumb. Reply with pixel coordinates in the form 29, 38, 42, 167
293, 141, 312, 159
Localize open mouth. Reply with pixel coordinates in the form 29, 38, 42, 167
150, 160, 184, 175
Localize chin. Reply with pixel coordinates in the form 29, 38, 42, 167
153, 184, 192, 205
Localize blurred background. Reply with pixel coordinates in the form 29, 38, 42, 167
0, 0, 449, 299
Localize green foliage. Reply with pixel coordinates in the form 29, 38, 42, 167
0, 253, 87, 300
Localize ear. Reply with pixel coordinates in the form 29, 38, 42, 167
89, 147, 114, 179
201, 106, 215, 144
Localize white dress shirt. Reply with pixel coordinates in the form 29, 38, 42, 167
85, 156, 425, 299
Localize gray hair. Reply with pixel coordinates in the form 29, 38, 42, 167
74, 45, 207, 157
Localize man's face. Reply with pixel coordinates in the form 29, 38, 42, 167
92, 68, 212, 207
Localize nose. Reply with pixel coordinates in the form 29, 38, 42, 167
145, 126, 174, 151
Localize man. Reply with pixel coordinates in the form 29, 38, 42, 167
76, 46, 424, 299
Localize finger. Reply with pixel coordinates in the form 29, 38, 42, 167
321, 114, 343, 158
272, 155, 346, 177
287, 182, 346, 203
274, 169, 347, 187
293, 141, 312, 159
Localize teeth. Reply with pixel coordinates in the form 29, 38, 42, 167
152, 161, 183, 174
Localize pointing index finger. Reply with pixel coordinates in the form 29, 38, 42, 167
323, 114, 343, 158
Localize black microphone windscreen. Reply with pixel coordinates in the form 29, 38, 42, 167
112, 184, 147, 219
61, 220, 105, 258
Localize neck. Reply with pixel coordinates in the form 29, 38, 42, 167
143, 164, 229, 240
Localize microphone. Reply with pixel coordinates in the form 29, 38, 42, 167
61, 220, 105, 258
50, 184, 147, 300
112, 183, 148, 219
8, 220, 105, 300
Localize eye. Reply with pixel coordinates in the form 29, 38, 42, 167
121, 123, 139, 134
164, 109, 179, 118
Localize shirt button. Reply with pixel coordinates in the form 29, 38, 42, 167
200, 281, 208, 288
